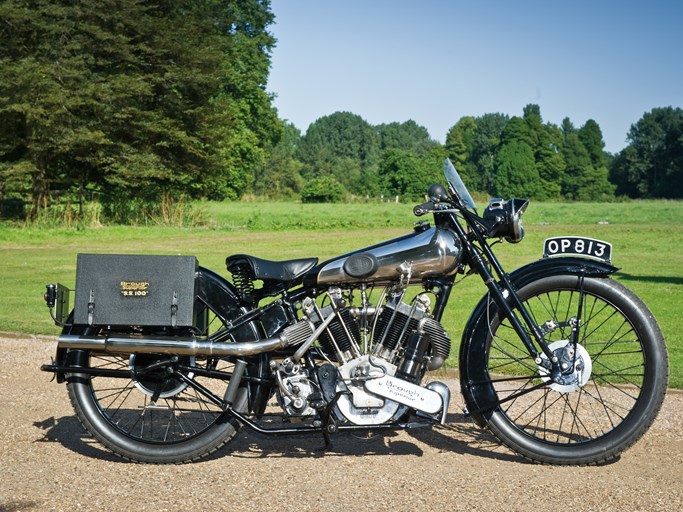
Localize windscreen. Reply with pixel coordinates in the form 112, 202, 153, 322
443, 158, 476, 209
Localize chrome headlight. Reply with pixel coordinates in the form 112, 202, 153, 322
482, 198, 529, 243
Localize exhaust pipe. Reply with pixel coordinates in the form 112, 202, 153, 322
57, 319, 314, 358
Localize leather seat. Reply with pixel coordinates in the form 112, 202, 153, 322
226, 254, 318, 284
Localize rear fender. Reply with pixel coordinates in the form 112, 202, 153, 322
194, 266, 271, 415
458, 257, 619, 424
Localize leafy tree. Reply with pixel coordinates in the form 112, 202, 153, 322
445, 116, 477, 187
497, 106, 566, 199
521, 105, 564, 200
217, 0, 282, 199
378, 150, 422, 200
610, 107, 683, 198
288, 115, 442, 200
574, 165, 615, 201
332, 157, 365, 194
609, 145, 642, 198
469, 113, 509, 193
572, 119, 614, 200
561, 133, 592, 199
378, 147, 444, 200
522, 103, 543, 149
377, 120, 436, 156
0, 0, 280, 219
578, 119, 606, 168
253, 122, 303, 199
493, 140, 539, 198
356, 167, 382, 198
0, 0, 123, 217
300, 176, 345, 203
296, 112, 378, 195
501, 117, 535, 148
561, 117, 576, 138
534, 123, 565, 200
441, 106, 617, 201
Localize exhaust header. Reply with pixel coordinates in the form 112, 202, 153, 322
57, 319, 314, 358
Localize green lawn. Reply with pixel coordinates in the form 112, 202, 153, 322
2, 199, 681, 386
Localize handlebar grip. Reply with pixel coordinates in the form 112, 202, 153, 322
413, 201, 435, 217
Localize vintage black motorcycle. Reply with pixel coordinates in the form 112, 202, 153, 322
42, 159, 668, 465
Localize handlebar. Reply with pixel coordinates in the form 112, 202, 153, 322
413, 201, 435, 217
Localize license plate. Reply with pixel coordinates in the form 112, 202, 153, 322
543, 236, 612, 263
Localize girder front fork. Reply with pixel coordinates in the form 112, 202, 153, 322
466, 249, 561, 377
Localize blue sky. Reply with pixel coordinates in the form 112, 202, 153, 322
267, 0, 683, 154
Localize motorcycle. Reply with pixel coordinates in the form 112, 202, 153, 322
41, 159, 668, 465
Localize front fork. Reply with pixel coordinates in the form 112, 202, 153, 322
475, 256, 564, 381
455, 216, 580, 382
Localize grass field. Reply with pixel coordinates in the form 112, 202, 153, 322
1, 199, 681, 387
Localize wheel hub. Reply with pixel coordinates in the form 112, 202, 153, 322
129, 354, 195, 399
538, 340, 592, 393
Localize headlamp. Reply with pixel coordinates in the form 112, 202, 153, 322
482, 198, 529, 243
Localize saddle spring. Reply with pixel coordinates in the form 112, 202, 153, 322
229, 263, 256, 302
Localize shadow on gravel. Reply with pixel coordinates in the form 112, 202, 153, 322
213, 412, 524, 464
33, 416, 133, 463
0, 501, 40, 512
406, 413, 526, 464
220, 428, 421, 460
33, 413, 524, 464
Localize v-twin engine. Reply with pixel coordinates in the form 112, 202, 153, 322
275, 286, 452, 426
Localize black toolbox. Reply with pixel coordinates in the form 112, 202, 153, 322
74, 254, 198, 328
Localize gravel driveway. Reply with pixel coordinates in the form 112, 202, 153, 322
1, 335, 681, 512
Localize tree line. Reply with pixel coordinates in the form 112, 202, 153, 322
241, 104, 683, 205
1, 1, 681, 223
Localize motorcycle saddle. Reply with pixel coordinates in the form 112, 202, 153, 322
226, 254, 319, 284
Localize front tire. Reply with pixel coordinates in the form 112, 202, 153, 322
464, 275, 668, 465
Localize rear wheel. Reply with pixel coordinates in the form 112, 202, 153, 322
66, 301, 254, 464
469, 275, 668, 465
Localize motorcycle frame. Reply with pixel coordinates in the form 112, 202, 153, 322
212, 203, 571, 435
41, 192, 598, 437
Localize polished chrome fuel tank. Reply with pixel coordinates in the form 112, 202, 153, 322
314, 226, 462, 286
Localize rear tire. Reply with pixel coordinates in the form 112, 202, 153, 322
65, 298, 256, 464
466, 275, 667, 465
67, 350, 249, 464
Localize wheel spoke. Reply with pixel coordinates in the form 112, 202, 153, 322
85, 349, 233, 443
485, 279, 655, 449
563, 390, 593, 442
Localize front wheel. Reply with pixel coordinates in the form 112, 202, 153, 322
463, 275, 668, 465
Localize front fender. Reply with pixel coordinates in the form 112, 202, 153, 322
458, 257, 619, 424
